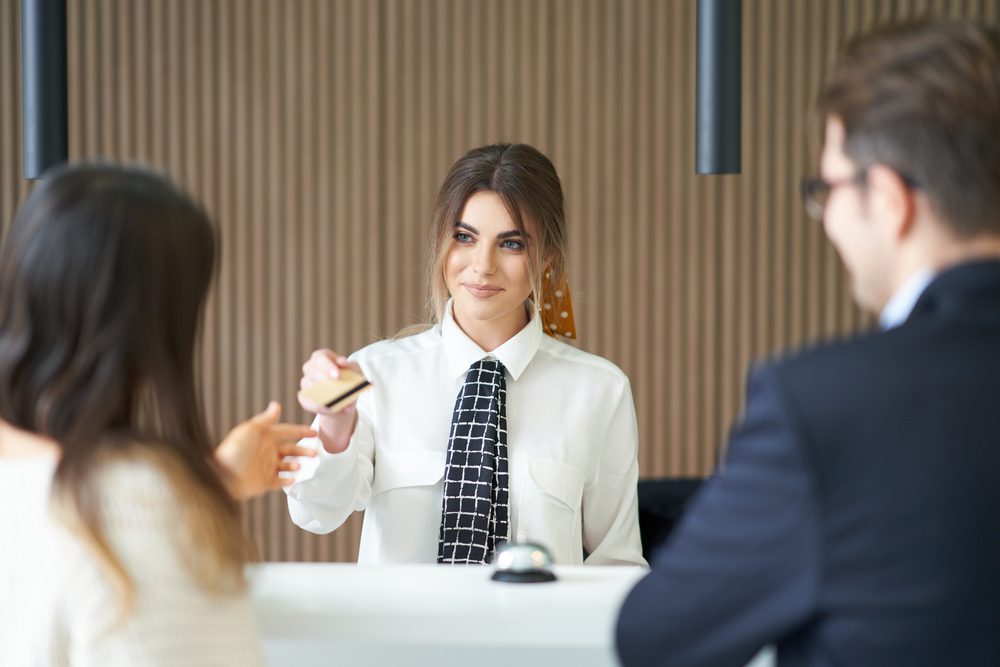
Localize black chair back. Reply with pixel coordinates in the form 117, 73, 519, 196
637, 478, 704, 562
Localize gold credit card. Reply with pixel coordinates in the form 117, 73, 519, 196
299, 369, 372, 412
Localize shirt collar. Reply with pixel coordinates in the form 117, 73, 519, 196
440, 299, 542, 381
880, 267, 935, 330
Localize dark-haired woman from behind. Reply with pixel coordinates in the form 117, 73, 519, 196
0, 164, 316, 666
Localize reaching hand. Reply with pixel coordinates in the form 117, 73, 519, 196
215, 401, 318, 500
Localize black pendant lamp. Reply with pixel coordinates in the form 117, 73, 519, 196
696, 0, 742, 175
22, 0, 68, 180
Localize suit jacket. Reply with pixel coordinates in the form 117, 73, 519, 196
616, 260, 1000, 667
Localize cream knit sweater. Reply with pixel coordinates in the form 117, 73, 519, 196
0, 456, 263, 666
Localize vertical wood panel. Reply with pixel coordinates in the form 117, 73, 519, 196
649, 0, 670, 476
1, 0, 995, 561
0, 1, 28, 237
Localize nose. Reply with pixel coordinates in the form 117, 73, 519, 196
472, 242, 497, 276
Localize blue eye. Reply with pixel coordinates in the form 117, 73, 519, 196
454, 232, 474, 244
501, 239, 525, 251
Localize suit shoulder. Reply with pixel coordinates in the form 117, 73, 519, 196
755, 325, 936, 418
758, 331, 886, 373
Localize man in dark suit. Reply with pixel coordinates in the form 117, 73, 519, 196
616, 20, 1000, 667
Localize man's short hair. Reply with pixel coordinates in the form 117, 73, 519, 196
818, 20, 1000, 238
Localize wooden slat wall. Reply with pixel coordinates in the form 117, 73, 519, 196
1, 0, 997, 561
0, 0, 32, 235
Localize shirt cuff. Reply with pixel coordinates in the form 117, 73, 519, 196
287, 430, 360, 488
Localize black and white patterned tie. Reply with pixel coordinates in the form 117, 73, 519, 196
438, 357, 510, 564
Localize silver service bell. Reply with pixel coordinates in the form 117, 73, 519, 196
490, 541, 557, 583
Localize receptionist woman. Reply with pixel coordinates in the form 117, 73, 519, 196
286, 143, 645, 566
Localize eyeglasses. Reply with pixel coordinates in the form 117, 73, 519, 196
800, 168, 921, 222
800, 170, 869, 222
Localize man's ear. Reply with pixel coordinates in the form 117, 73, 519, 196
867, 164, 917, 240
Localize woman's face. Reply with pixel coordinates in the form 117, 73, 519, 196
444, 191, 534, 340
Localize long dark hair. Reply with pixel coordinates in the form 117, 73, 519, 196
0, 164, 252, 607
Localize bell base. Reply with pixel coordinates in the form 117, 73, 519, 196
490, 569, 557, 583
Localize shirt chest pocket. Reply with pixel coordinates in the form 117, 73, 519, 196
520, 458, 586, 563
527, 458, 585, 509
372, 449, 446, 496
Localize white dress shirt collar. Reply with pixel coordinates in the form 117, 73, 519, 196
879, 267, 935, 330
441, 299, 542, 381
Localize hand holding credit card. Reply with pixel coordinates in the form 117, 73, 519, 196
298, 368, 372, 412
297, 349, 371, 454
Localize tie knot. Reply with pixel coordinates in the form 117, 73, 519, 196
464, 357, 505, 388
469, 356, 503, 372
471, 357, 504, 374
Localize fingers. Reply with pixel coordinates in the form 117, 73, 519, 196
278, 459, 302, 473
268, 424, 319, 443
251, 400, 282, 426
279, 442, 318, 458
300, 369, 332, 390
304, 349, 345, 380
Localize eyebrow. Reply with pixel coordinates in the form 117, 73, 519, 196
455, 221, 528, 240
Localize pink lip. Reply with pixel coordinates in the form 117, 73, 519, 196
462, 283, 503, 298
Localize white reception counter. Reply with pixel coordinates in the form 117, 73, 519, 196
250, 563, 774, 667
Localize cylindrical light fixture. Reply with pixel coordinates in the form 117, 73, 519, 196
696, 0, 741, 175
22, 0, 68, 180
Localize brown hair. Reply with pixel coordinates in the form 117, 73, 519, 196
0, 164, 254, 612
817, 20, 1000, 238
423, 143, 569, 324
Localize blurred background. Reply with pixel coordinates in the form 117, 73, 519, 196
1, 0, 996, 562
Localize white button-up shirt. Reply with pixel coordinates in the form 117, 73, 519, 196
286, 301, 645, 566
